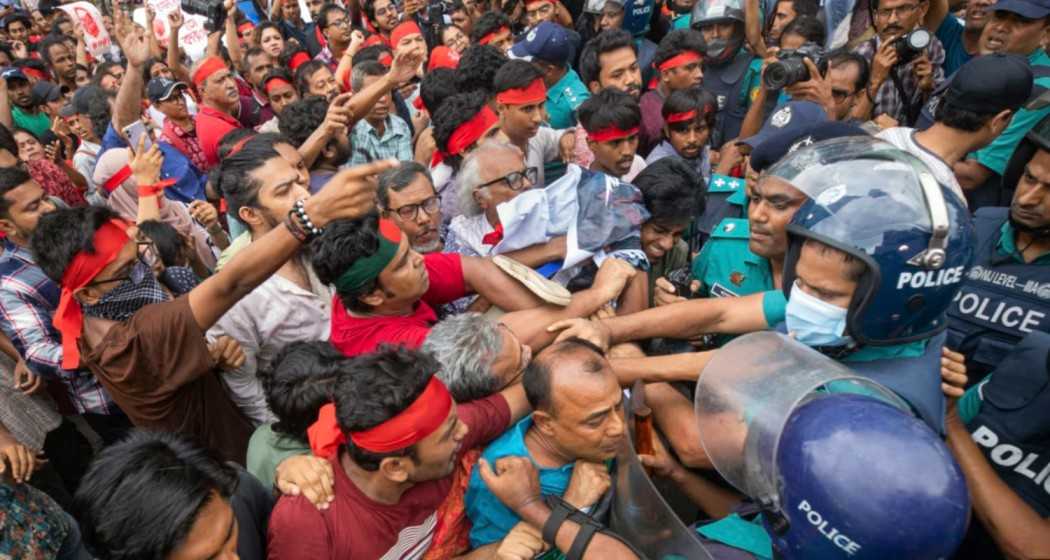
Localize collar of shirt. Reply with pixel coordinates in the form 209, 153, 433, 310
842, 339, 927, 362
549, 69, 582, 100
1030, 48, 1050, 67
996, 220, 1050, 264
1, 238, 34, 266
358, 116, 407, 141
486, 416, 575, 474
198, 104, 240, 126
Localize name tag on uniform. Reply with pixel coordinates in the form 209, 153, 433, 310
711, 282, 739, 298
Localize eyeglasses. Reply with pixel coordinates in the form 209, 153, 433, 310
326, 16, 350, 28
875, 3, 918, 19
388, 195, 440, 221
477, 167, 538, 191
374, 5, 396, 17
831, 88, 853, 101
86, 245, 153, 287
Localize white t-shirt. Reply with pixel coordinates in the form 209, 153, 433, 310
876, 127, 968, 206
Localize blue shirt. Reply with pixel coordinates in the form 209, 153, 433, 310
935, 16, 972, 76
465, 416, 576, 548
98, 125, 209, 204
348, 115, 413, 167
546, 69, 590, 130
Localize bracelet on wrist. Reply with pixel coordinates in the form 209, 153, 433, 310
284, 212, 309, 242
292, 198, 324, 238
137, 178, 176, 198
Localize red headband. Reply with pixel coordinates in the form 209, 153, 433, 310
657, 51, 702, 72
307, 376, 454, 458
428, 46, 460, 71
54, 219, 131, 369
264, 77, 294, 95
587, 125, 639, 142
362, 33, 388, 49
665, 109, 697, 124
496, 77, 547, 105
238, 22, 255, 35
289, 51, 311, 71
526, 0, 552, 7
102, 165, 133, 194
192, 56, 227, 87
391, 20, 422, 47
478, 26, 509, 46
227, 134, 255, 158
378, 52, 393, 67
447, 106, 498, 156
22, 67, 48, 81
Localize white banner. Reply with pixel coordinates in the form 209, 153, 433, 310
133, 0, 211, 63
58, 2, 114, 59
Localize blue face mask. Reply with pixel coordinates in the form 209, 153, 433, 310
785, 281, 852, 347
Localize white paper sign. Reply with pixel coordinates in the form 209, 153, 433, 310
133, 0, 211, 63
58, 2, 114, 58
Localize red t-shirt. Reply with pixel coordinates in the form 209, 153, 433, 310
329, 253, 467, 357
266, 394, 511, 560
194, 105, 242, 169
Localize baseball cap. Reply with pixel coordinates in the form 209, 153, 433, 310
0, 67, 28, 82
31, 81, 63, 104
147, 77, 188, 103
750, 121, 869, 172
738, 100, 828, 152
510, 22, 572, 65
943, 54, 1033, 114
59, 85, 104, 118
989, 0, 1050, 18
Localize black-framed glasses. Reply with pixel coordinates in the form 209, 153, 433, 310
831, 88, 853, 101
477, 167, 538, 191
389, 195, 440, 221
86, 247, 151, 287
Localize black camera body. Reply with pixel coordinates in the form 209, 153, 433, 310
763, 42, 828, 90
892, 28, 931, 65
181, 0, 226, 32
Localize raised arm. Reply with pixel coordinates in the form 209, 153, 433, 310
345, 42, 425, 124
923, 0, 950, 33
744, 0, 769, 58
112, 9, 150, 131
223, 0, 245, 70
166, 11, 193, 84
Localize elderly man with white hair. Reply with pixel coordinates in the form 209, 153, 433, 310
422, 312, 533, 402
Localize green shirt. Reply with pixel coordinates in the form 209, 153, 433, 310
246, 423, 310, 488
975, 49, 1050, 175
546, 68, 590, 131
648, 238, 691, 307
998, 219, 1050, 265
692, 218, 774, 299
12, 106, 51, 138
956, 375, 988, 425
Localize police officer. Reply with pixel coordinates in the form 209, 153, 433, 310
947, 331, 1050, 559
691, 0, 761, 148
947, 114, 1050, 382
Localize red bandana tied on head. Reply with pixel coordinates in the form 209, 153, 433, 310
495, 77, 547, 105
289, 51, 311, 71
657, 51, 702, 72
447, 106, 498, 156
362, 33, 389, 49
22, 67, 48, 81
478, 26, 509, 46
264, 77, 293, 95
525, 0, 552, 7
308, 376, 454, 458
587, 125, 640, 143
665, 109, 697, 124
427, 46, 460, 71
238, 22, 255, 36
54, 219, 131, 369
378, 52, 393, 67
391, 20, 422, 47
192, 56, 227, 87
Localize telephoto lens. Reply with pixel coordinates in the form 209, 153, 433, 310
892, 28, 931, 65
762, 43, 828, 90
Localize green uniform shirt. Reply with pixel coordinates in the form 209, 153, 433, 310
999, 220, 1050, 264
245, 423, 310, 488
671, 13, 691, 29
12, 106, 51, 138
692, 218, 774, 299
546, 68, 590, 131
974, 49, 1050, 175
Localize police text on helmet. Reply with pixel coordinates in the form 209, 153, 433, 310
797, 500, 861, 555
895, 266, 966, 290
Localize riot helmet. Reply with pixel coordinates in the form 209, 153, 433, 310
585, 0, 655, 37
770, 136, 976, 347
690, 0, 745, 63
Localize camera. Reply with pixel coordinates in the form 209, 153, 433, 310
892, 28, 931, 65
181, 0, 226, 31
763, 43, 828, 90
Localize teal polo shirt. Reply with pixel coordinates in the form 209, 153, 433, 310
546, 68, 590, 131
692, 218, 774, 299
998, 219, 1050, 264
12, 106, 51, 138
974, 49, 1050, 175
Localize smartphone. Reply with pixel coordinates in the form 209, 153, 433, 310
122, 120, 154, 151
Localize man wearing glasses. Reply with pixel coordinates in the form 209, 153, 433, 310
851, 0, 945, 127
379, 162, 446, 254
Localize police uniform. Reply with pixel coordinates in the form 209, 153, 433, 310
705, 50, 759, 149
947, 207, 1050, 381
954, 331, 1050, 560
691, 217, 772, 298
546, 68, 590, 131
690, 174, 747, 252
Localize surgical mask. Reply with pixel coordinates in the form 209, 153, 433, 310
83, 260, 171, 322
784, 281, 851, 347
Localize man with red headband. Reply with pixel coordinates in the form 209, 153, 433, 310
431, 91, 502, 218
192, 55, 244, 169
511, 22, 589, 131
27, 148, 395, 463
258, 68, 300, 133
472, 11, 514, 53
578, 88, 647, 181
638, 29, 705, 157
492, 60, 576, 189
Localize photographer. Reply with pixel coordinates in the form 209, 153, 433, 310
851, 0, 945, 127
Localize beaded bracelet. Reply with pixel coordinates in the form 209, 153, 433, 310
284, 212, 309, 242
292, 198, 324, 238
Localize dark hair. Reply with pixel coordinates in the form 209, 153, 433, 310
241, 46, 271, 75
3, 13, 30, 31
262, 66, 295, 92
577, 87, 641, 133
803, 237, 866, 281
652, 29, 705, 71
49, 13, 71, 35
278, 41, 308, 69
492, 59, 544, 95
662, 87, 718, 130
579, 29, 636, 86
633, 157, 703, 225
353, 43, 392, 67
310, 214, 384, 311
935, 101, 1000, 132
432, 91, 490, 170
781, 15, 825, 45
778, 0, 819, 19
294, 60, 328, 94
137, 220, 185, 267
470, 11, 510, 44
523, 338, 607, 413
260, 341, 345, 441
350, 59, 388, 92
0, 166, 33, 219
318, 3, 348, 30
456, 43, 508, 95
212, 136, 282, 219
377, 162, 434, 208
362, 0, 393, 24
419, 67, 459, 114
0, 123, 18, 158
828, 49, 869, 93
335, 345, 437, 470
72, 430, 239, 560
31, 206, 120, 283
142, 57, 167, 82
279, 95, 329, 148
253, 21, 284, 45
38, 34, 67, 66
75, 85, 113, 140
